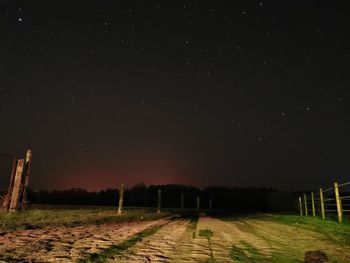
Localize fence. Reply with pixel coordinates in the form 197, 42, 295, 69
0, 149, 32, 211
298, 181, 350, 223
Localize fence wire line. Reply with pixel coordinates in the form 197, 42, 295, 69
339, 182, 350, 187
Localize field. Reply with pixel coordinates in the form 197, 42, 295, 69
0, 206, 350, 262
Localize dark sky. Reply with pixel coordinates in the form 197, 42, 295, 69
1, 1, 350, 191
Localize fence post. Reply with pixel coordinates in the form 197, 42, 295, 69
181, 192, 184, 209
21, 149, 32, 209
319, 188, 325, 220
9, 159, 25, 211
157, 189, 161, 213
209, 198, 212, 210
117, 183, 124, 215
334, 182, 343, 223
311, 192, 316, 217
304, 194, 308, 216
197, 196, 200, 210
298, 196, 303, 216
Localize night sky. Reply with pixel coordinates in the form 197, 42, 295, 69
1, 1, 350, 191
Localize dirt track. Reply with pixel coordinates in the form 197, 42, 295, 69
0, 219, 169, 262
1, 215, 349, 262
110, 216, 350, 262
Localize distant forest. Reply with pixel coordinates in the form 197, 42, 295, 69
27, 184, 298, 212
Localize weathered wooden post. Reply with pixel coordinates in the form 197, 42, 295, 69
117, 183, 124, 215
209, 198, 212, 210
21, 149, 32, 209
311, 192, 316, 217
197, 196, 200, 210
298, 196, 303, 216
304, 194, 308, 216
319, 188, 325, 220
157, 189, 161, 213
2, 157, 18, 211
180, 192, 184, 209
334, 182, 342, 223
9, 159, 24, 211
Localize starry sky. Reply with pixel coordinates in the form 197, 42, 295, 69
1, 1, 350, 191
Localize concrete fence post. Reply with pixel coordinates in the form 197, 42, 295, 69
298, 196, 303, 216
319, 188, 325, 220
311, 192, 316, 217
304, 194, 308, 216
334, 182, 343, 223
117, 183, 124, 215
9, 159, 25, 211
21, 149, 32, 209
157, 189, 161, 213
197, 196, 200, 210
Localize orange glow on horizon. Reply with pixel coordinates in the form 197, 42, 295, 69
46, 154, 201, 191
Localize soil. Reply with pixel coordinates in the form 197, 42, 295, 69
0, 219, 169, 262
1, 215, 349, 262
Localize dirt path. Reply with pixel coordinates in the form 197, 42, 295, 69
0, 219, 169, 262
1, 215, 349, 262
109, 219, 192, 262
110, 216, 350, 262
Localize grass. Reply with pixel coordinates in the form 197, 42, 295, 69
199, 229, 215, 262
230, 240, 303, 263
218, 213, 350, 247
218, 213, 350, 262
189, 214, 199, 239
260, 214, 350, 247
199, 229, 213, 238
77, 224, 163, 263
0, 205, 170, 231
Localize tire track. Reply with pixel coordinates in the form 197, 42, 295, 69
110, 219, 191, 262
0, 219, 168, 262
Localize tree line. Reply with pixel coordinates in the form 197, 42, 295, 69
27, 183, 298, 212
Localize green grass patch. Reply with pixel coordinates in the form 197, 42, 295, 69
230, 240, 302, 263
260, 214, 350, 247
0, 206, 170, 231
199, 228, 215, 262
77, 224, 163, 262
218, 213, 350, 247
199, 229, 213, 238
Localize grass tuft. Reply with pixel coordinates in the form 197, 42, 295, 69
77, 224, 163, 262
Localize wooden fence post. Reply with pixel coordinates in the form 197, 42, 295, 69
304, 194, 308, 216
21, 149, 32, 209
311, 192, 316, 217
9, 159, 24, 211
209, 198, 212, 210
319, 188, 325, 220
2, 157, 18, 211
197, 196, 200, 210
298, 196, 303, 216
180, 193, 184, 209
157, 189, 161, 213
117, 183, 124, 215
334, 182, 343, 223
